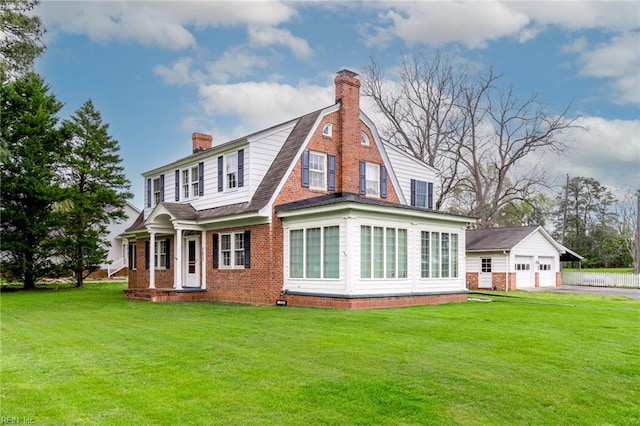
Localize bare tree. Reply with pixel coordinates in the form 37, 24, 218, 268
361, 49, 579, 228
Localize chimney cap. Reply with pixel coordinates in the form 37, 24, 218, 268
336, 69, 358, 79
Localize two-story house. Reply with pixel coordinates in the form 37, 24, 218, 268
123, 70, 475, 308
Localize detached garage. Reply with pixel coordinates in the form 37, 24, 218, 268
465, 226, 570, 291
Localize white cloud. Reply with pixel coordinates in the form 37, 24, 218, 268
364, 2, 530, 49
198, 80, 333, 135
38, 1, 297, 49
511, 1, 640, 32
576, 32, 640, 104
557, 117, 640, 190
154, 57, 205, 85
248, 25, 313, 59
206, 47, 270, 83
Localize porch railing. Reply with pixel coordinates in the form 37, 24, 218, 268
107, 257, 127, 277
561, 272, 640, 289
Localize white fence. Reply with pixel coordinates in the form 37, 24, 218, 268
562, 272, 640, 288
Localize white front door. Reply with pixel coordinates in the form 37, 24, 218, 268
183, 236, 200, 288
479, 257, 493, 288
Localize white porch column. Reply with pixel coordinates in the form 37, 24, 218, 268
174, 228, 183, 290
201, 230, 207, 289
344, 215, 356, 294
149, 231, 156, 289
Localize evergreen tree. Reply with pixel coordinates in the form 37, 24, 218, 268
0, 0, 45, 81
0, 74, 68, 288
57, 100, 132, 288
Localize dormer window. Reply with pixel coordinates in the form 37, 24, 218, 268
361, 132, 370, 146
322, 123, 333, 137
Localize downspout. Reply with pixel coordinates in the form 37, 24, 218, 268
503, 250, 510, 291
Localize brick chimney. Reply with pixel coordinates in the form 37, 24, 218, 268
334, 69, 361, 194
192, 132, 212, 154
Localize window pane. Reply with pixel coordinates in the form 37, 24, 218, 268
221, 234, 231, 267
182, 170, 189, 198
323, 226, 339, 278
421, 231, 430, 278
373, 226, 384, 278
431, 232, 440, 278
191, 166, 199, 197
398, 229, 407, 278
309, 152, 326, 189
366, 163, 379, 196
451, 234, 458, 278
227, 153, 237, 189
360, 226, 371, 278
386, 228, 396, 278
306, 228, 321, 278
441, 233, 450, 278
234, 233, 245, 267
290, 230, 304, 278
416, 181, 427, 207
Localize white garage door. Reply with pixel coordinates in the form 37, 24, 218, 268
538, 257, 555, 287
515, 256, 533, 289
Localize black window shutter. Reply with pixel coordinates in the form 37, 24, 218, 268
146, 178, 151, 208
175, 170, 180, 201
217, 156, 223, 192
159, 174, 165, 202
428, 182, 434, 209
380, 165, 387, 198
359, 161, 366, 195
244, 230, 251, 269
238, 150, 244, 188
410, 179, 416, 206
198, 162, 204, 196
328, 154, 336, 191
165, 238, 171, 269
301, 150, 310, 187
144, 240, 150, 270
128, 244, 134, 269
212, 233, 219, 269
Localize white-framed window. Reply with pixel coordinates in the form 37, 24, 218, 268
226, 152, 238, 190
539, 263, 551, 271
361, 225, 407, 279
515, 263, 530, 271
481, 257, 492, 273
309, 151, 326, 190
289, 226, 339, 279
361, 132, 370, 146
322, 123, 332, 137
182, 166, 199, 199
365, 162, 379, 197
182, 170, 189, 199
153, 178, 161, 205
220, 233, 246, 268
154, 240, 168, 269
421, 231, 459, 278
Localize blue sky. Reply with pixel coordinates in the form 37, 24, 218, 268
35, 1, 639, 207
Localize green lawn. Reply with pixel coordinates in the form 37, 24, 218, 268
1, 283, 638, 425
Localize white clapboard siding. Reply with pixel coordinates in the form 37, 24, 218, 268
383, 143, 438, 207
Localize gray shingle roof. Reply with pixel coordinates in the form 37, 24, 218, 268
466, 226, 540, 251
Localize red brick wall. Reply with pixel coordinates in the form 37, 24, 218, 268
205, 223, 282, 305
127, 238, 173, 289
466, 272, 478, 290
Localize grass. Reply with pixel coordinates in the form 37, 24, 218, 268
1, 283, 639, 425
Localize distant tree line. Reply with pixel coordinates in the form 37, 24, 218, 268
1, 1, 132, 289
